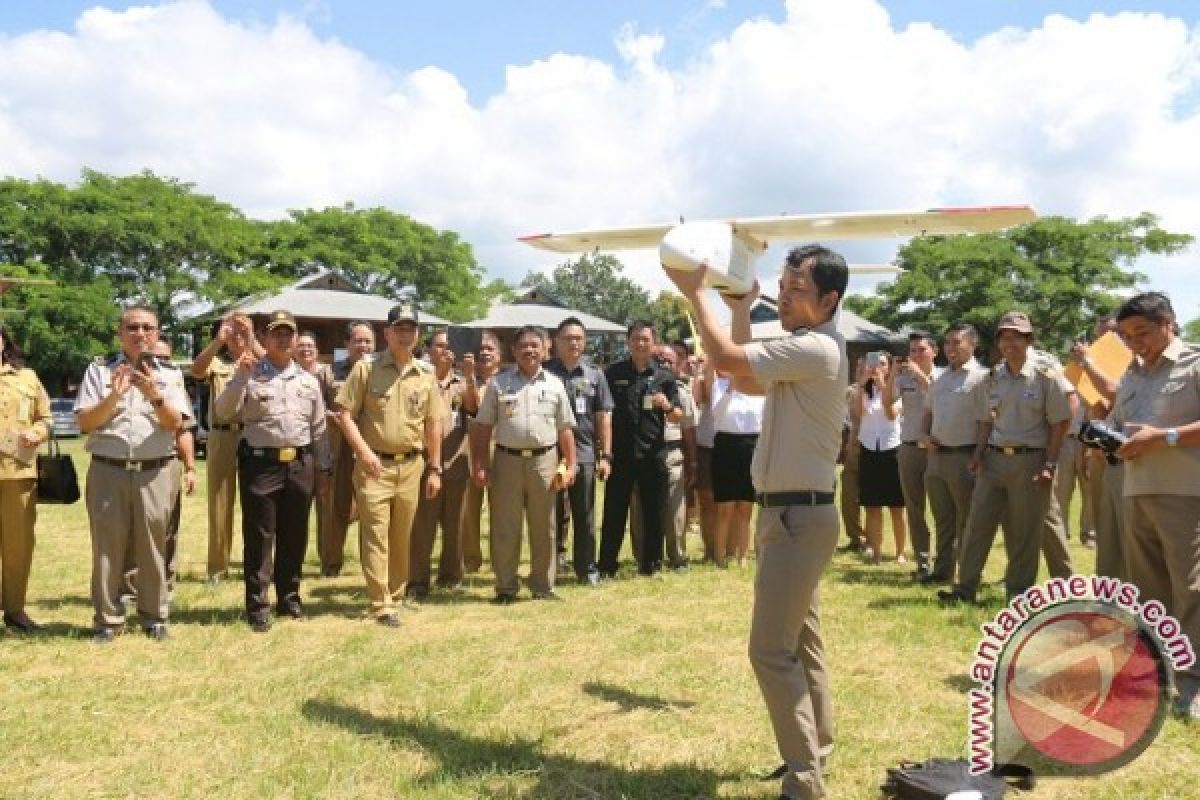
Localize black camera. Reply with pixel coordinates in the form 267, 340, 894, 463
1078, 421, 1127, 465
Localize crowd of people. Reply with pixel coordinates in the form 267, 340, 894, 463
0, 252, 1196, 797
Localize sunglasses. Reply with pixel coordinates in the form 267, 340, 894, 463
124, 324, 158, 333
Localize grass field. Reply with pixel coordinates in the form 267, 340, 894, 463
0, 440, 1196, 799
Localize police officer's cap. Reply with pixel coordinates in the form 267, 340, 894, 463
266, 310, 298, 332
388, 303, 419, 326
996, 311, 1033, 335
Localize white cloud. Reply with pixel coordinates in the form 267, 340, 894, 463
1, 0, 1198, 318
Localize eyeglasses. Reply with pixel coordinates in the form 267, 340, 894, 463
124, 324, 158, 333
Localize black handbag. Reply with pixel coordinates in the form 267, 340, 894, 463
36, 432, 81, 504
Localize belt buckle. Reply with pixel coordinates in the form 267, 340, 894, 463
124, 460, 142, 473
520, 449, 532, 458
1002, 446, 1016, 456
279, 447, 297, 463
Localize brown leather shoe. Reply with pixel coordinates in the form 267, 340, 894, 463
3, 611, 43, 633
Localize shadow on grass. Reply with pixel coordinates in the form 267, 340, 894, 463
834, 567, 915, 588
943, 673, 975, 693
303, 699, 732, 800
582, 681, 696, 712
2, 621, 93, 640
33, 594, 93, 610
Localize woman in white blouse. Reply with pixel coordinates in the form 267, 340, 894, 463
851, 353, 908, 565
709, 370, 764, 566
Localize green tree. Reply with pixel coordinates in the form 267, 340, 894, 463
264, 205, 487, 322
1185, 317, 1200, 342
845, 213, 1192, 353
648, 291, 692, 343
521, 253, 651, 327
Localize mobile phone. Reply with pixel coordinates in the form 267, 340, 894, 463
865, 351, 884, 369
138, 352, 158, 371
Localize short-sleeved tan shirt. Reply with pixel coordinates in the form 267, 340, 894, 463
744, 320, 848, 493
434, 371, 469, 480
76, 355, 192, 460
214, 359, 329, 469
895, 365, 941, 442
475, 366, 573, 449
335, 351, 442, 456
929, 359, 989, 447
203, 357, 238, 427
1113, 337, 1200, 497
977, 357, 1072, 448
664, 382, 697, 443
0, 365, 51, 480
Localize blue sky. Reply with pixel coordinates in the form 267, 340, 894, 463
6, 1, 1198, 100
1, 1, 1198, 317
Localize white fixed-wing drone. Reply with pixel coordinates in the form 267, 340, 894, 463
520, 205, 1036, 294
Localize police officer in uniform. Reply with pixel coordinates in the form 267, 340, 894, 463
214, 310, 330, 632
939, 311, 1072, 604
336, 304, 442, 625
321, 320, 377, 577
597, 321, 682, 578
472, 325, 576, 603
547, 317, 613, 585
1110, 292, 1200, 719
0, 325, 51, 632
888, 331, 940, 579
668, 244, 848, 800
920, 323, 988, 585
191, 312, 260, 581
407, 329, 472, 601
461, 331, 501, 573
76, 306, 190, 642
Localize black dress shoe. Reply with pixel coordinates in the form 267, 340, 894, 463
4, 611, 43, 633
143, 623, 169, 641
937, 587, 977, 605
276, 599, 305, 619
919, 572, 951, 586
249, 614, 272, 633
490, 594, 517, 606
376, 612, 401, 628
93, 627, 117, 644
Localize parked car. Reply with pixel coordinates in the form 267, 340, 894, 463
49, 398, 81, 438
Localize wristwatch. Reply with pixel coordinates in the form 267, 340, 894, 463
427, 463, 444, 475
151, 397, 165, 408
1165, 428, 1180, 447
598, 451, 611, 462
1042, 460, 1058, 472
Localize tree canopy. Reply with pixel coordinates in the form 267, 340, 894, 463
521, 253, 653, 328
845, 213, 1192, 353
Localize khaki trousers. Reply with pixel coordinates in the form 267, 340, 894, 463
630, 448, 688, 567
355, 458, 422, 616
1055, 436, 1092, 537
1038, 490, 1075, 580
461, 480, 489, 574
320, 429, 357, 574
897, 444, 931, 569
86, 459, 176, 629
1093, 462, 1127, 580
0, 478, 36, 614
490, 449, 557, 597
956, 450, 1053, 599
924, 449, 974, 581
409, 475, 468, 591
1124, 494, 1200, 682
205, 428, 240, 576
748, 503, 839, 800
838, 461, 863, 547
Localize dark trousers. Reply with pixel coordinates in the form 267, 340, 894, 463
555, 463, 597, 579
599, 456, 667, 575
238, 451, 315, 616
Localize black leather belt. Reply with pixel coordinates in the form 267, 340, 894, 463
989, 445, 1045, 456
665, 440, 684, 451
497, 444, 555, 458
937, 444, 976, 453
211, 423, 243, 432
901, 440, 921, 446
240, 443, 312, 463
756, 490, 835, 508
372, 449, 423, 463
93, 454, 173, 472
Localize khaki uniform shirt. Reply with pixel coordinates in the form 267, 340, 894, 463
664, 382, 698, 443
203, 357, 238, 427
214, 358, 330, 469
1113, 337, 1200, 497
76, 355, 191, 460
0, 365, 51, 480
476, 366, 573, 449
745, 320, 848, 493
896, 365, 942, 442
977, 357, 1072, 448
929, 359, 989, 447
335, 351, 442, 456
431, 371, 469, 480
